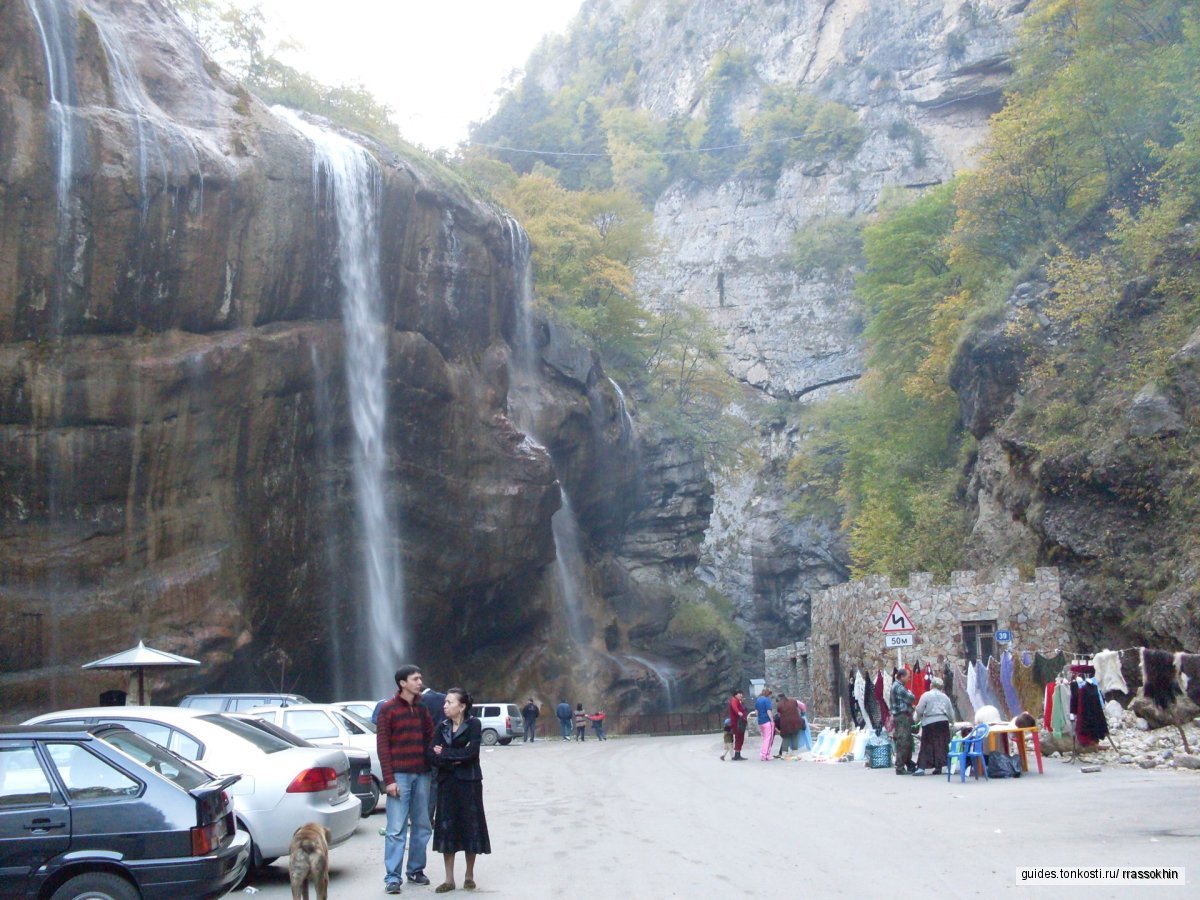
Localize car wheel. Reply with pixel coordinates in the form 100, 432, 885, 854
499, 738, 512, 746
481, 728, 499, 746
362, 778, 381, 817
51, 872, 139, 900
242, 822, 273, 870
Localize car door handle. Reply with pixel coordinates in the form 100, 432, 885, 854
25, 819, 66, 831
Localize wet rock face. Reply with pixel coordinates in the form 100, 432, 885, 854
0, 0, 564, 714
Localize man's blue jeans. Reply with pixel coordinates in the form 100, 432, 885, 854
559, 718, 571, 739
524, 719, 536, 741
383, 772, 431, 885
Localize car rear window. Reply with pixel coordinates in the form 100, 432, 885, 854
282, 710, 338, 740
100, 730, 212, 790
182, 696, 226, 711
507, 705, 520, 718
198, 715, 291, 753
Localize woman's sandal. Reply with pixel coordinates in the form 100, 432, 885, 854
435, 883, 455, 893
464, 879, 476, 890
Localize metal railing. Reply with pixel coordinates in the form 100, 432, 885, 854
603, 711, 725, 737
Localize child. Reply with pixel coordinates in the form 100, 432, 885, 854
720, 717, 734, 760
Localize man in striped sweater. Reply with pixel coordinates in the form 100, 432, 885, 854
377, 664, 434, 893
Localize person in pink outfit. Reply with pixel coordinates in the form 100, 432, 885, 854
754, 687, 775, 761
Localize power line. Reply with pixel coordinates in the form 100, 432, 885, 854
464, 128, 852, 160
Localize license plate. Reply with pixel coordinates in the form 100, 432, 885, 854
337, 773, 349, 797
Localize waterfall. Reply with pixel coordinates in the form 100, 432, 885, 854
86, 4, 207, 209
24, 0, 207, 328
606, 377, 634, 445
505, 217, 590, 645
25, 0, 77, 331
622, 654, 679, 711
308, 343, 348, 699
277, 108, 405, 695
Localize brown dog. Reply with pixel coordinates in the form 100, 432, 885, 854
288, 822, 331, 900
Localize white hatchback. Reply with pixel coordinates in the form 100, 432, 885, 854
23, 706, 362, 867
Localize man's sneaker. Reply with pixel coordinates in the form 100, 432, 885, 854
408, 872, 431, 886
912, 768, 926, 776
385, 882, 402, 894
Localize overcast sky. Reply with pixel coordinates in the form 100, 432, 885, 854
244, 0, 584, 150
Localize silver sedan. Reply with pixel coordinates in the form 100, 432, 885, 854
23, 706, 363, 867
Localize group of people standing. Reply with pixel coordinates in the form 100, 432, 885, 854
375, 665, 491, 894
552, 700, 607, 740
519, 699, 608, 741
723, 687, 811, 761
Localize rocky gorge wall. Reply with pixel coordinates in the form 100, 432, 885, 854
0, 0, 680, 718
543, 0, 1033, 662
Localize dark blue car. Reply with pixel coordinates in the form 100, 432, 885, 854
0, 724, 249, 899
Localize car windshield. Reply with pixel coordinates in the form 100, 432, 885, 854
198, 714, 292, 753
100, 730, 212, 790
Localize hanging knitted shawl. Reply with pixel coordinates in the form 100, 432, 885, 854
1032, 650, 1067, 686
862, 672, 881, 729
1000, 651, 1022, 717
950, 663, 973, 722
1077, 680, 1109, 744
874, 671, 892, 732
987, 656, 1011, 719
852, 670, 868, 729
1011, 654, 1044, 719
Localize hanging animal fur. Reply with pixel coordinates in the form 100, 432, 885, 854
1177, 653, 1200, 707
1140, 648, 1181, 711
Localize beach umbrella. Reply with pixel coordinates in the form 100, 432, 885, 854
81, 640, 200, 705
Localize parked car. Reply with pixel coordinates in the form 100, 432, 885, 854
179, 693, 310, 712
226, 714, 379, 817
471, 703, 522, 745
0, 722, 249, 899
23, 707, 360, 868
245, 704, 382, 781
331, 699, 382, 722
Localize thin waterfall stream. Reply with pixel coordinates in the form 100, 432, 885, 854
506, 219, 590, 646
277, 108, 406, 695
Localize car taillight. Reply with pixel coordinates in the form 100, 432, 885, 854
358, 772, 373, 785
191, 821, 219, 856
287, 767, 339, 793
505, 716, 511, 730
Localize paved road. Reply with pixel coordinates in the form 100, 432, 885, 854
240, 733, 1200, 898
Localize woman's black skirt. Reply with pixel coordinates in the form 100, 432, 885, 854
433, 777, 491, 855
917, 720, 951, 769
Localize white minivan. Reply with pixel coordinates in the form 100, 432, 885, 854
471, 702, 522, 745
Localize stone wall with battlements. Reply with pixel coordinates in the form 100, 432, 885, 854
775, 568, 1069, 717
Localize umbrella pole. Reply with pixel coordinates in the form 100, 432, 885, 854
138, 668, 145, 705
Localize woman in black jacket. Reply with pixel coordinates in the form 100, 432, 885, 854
430, 688, 491, 892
